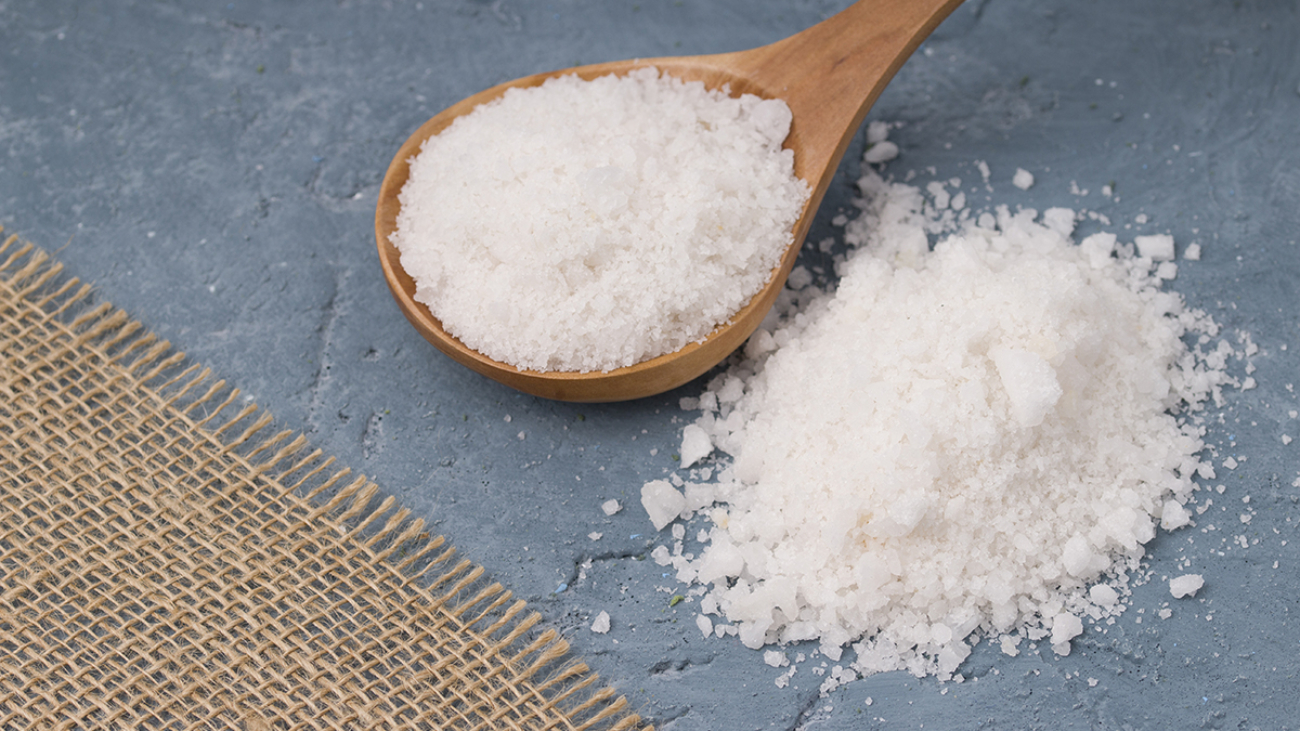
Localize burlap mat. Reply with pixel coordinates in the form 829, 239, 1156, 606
0, 233, 648, 731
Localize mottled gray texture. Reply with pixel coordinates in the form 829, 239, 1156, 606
2, 1, 1297, 729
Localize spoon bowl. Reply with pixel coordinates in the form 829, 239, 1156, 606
376, 0, 963, 402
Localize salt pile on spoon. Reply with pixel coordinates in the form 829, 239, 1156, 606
392, 67, 808, 373
642, 137, 1239, 680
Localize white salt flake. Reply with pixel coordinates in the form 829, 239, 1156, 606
866, 120, 891, 145
1012, 168, 1035, 189
1089, 584, 1119, 607
1161, 500, 1191, 530
679, 424, 714, 468
1050, 613, 1083, 655
1135, 234, 1176, 261
864, 140, 899, 164
990, 347, 1063, 428
695, 613, 714, 638
590, 611, 611, 634
601, 499, 622, 516
999, 636, 1021, 657
641, 480, 686, 530
1169, 574, 1205, 598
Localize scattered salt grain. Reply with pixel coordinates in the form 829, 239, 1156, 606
1160, 500, 1192, 530
866, 120, 891, 145
864, 140, 900, 164
1012, 167, 1035, 189
1184, 243, 1202, 260
1135, 233, 1176, 261
1169, 574, 1205, 598
392, 67, 808, 372
1088, 584, 1119, 607
696, 613, 714, 638
1050, 613, 1084, 655
679, 424, 714, 468
590, 610, 611, 634
601, 499, 622, 516
999, 635, 1022, 657
641, 480, 685, 531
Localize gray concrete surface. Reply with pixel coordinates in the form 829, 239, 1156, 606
3, 1, 1298, 728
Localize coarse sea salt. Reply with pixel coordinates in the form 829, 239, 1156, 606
392, 67, 808, 372
642, 136, 1239, 680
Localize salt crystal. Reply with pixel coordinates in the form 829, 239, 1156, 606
1169, 574, 1205, 598
590, 611, 611, 634
864, 140, 899, 164
1135, 234, 1176, 261
1080, 232, 1116, 269
641, 480, 685, 530
696, 613, 714, 638
1051, 613, 1084, 655
679, 424, 714, 468
1160, 500, 1191, 530
601, 499, 622, 516
990, 347, 1063, 428
866, 120, 891, 145
1088, 584, 1119, 607
1012, 168, 1035, 189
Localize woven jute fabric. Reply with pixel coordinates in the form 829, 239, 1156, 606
0, 233, 648, 731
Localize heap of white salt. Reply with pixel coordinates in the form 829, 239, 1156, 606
393, 67, 809, 372
643, 161, 1236, 680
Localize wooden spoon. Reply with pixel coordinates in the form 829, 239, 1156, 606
375, 0, 963, 402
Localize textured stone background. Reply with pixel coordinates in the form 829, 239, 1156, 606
3, 1, 1297, 728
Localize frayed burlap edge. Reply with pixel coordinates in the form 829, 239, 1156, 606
0, 231, 651, 731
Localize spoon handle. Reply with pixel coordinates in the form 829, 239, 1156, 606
732, 0, 964, 197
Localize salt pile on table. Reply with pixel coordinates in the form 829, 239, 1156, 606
643, 155, 1237, 680
392, 68, 808, 372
